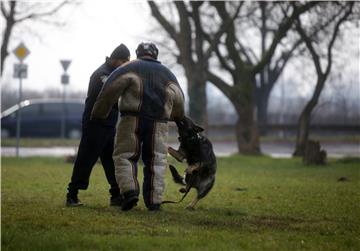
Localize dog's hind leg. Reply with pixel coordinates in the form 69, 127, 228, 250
169, 165, 186, 185
186, 197, 199, 210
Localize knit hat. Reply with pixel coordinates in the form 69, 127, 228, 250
109, 44, 130, 60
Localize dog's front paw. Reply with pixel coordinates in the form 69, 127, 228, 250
168, 147, 186, 162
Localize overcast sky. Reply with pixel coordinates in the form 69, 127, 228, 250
1, 1, 154, 92
1, 1, 359, 105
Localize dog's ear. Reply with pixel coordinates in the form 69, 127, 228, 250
194, 124, 204, 133
184, 116, 204, 132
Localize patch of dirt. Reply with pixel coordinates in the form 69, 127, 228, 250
234, 187, 248, 192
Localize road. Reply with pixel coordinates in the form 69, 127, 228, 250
1, 141, 359, 158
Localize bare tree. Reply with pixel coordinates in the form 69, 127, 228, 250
207, 1, 318, 154
0, 0, 77, 75
249, 2, 344, 135
253, 2, 306, 134
148, 1, 240, 128
293, 2, 355, 156
148, 1, 319, 154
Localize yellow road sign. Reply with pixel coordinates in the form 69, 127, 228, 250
13, 42, 30, 61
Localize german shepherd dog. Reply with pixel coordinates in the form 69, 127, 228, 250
165, 116, 217, 210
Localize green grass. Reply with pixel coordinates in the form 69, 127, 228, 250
1, 138, 80, 147
260, 134, 360, 143
2, 156, 360, 251
2, 134, 359, 147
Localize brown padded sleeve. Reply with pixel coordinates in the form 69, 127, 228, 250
91, 72, 141, 120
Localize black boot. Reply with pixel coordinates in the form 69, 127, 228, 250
109, 186, 122, 206
121, 191, 139, 211
110, 195, 123, 207
148, 204, 161, 211
66, 192, 83, 207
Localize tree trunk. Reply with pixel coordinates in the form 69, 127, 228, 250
185, 69, 208, 129
235, 107, 261, 155
293, 77, 326, 156
256, 88, 270, 135
257, 1, 268, 135
234, 77, 261, 155
293, 108, 311, 156
303, 140, 327, 165
1, 2, 16, 76
207, 71, 260, 154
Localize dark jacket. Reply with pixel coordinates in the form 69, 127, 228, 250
82, 61, 118, 127
91, 58, 184, 122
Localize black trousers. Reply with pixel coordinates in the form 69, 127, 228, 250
67, 122, 120, 197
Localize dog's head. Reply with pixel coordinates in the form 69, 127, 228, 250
174, 116, 204, 142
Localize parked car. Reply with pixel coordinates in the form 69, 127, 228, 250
1, 99, 85, 139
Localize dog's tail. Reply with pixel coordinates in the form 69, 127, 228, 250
169, 164, 186, 185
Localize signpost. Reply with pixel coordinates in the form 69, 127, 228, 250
13, 42, 30, 157
60, 60, 71, 138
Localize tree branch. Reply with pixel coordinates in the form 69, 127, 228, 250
174, 1, 193, 65
1, 1, 8, 18
272, 37, 302, 74
148, 1, 178, 41
15, 1, 71, 23
212, 2, 246, 71
324, 3, 354, 76
295, 17, 323, 76
214, 42, 235, 74
191, 2, 205, 62
207, 71, 235, 102
203, 1, 243, 60
252, 1, 319, 74
1, 1, 16, 75
271, 3, 348, 80
236, 38, 256, 65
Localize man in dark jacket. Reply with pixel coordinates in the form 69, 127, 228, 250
66, 44, 130, 207
91, 42, 185, 211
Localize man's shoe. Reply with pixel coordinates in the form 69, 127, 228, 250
110, 195, 123, 207
121, 193, 139, 211
66, 194, 83, 207
148, 204, 161, 211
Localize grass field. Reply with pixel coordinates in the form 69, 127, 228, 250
1, 156, 360, 251
2, 134, 359, 147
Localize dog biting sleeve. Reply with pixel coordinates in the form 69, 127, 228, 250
164, 82, 185, 120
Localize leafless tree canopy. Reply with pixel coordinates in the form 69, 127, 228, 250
148, 1, 356, 155
1, 0, 78, 75
293, 2, 355, 156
